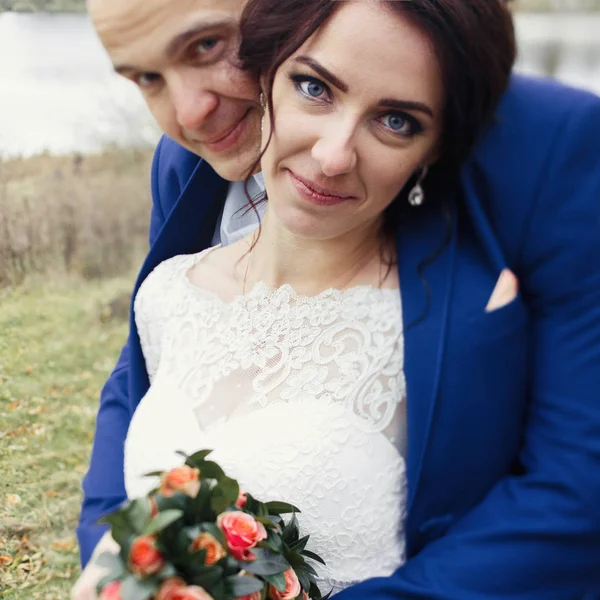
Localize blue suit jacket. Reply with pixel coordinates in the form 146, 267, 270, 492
78, 75, 600, 599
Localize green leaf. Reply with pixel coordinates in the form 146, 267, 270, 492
99, 511, 135, 545
259, 530, 283, 553
263, 572, 287, 592
145, 509, 184, 535
124, 498, 153, 534
193, 480, 213, 517
265, 501, 301, 515
289, 535, 309, 553
158, 562, 178, 578
300, 549, 326, 566
94, 551, 125, 574
220, 476, 240, 505
294, 567, 311, 594
142, 470, 165, 478
281, 513, 299, 544
198, 460, 225, 481
295, 561, 318, 578
227, 575, 265, 597
155, 492, 189, 514
186, 449, 214, 465
241, 548, 290, 576
120, 574, 157, 600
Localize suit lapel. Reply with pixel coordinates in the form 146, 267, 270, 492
129, 160, 227, 406
398, 196, 458, 513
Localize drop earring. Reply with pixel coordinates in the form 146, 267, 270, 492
408, 166, 429, 207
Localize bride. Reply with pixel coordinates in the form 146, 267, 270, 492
124, 0, 442, 589
76, 0, 600, 598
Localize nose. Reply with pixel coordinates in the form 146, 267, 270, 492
170, 75, 218, 132
311, 124, 357, 177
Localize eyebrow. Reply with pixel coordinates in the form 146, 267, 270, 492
114, 17, 232, 75
378, 99, 434, 119
293, 55, 435, 119
294, 56, 349, 93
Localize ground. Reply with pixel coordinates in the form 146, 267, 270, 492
0, 275, 134, 597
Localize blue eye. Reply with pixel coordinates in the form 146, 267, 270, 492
381, 114, 412, 135
298, 78, 326, 98
196, 38, 219, 54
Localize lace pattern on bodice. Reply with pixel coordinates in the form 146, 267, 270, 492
130, 248, 408, 594
135, 248, 407, 448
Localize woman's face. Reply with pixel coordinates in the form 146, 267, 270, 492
261, 0, 444, 241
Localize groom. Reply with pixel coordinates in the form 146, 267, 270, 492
80, 0, 600, 597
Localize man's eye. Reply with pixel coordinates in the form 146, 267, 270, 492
195, 38, 219, 54
136, 73, 161, 89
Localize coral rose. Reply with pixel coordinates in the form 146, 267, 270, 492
168, 585, 215, 600
99, 580, 122, 600
128, 535, 164, 577
269, 569, 302, 600
156, 578, 187, 600
190, 532, 227, 565
235, 491, 248, 509
160, 465, 201, 498
238, 591, 262, 600
216, 511, 267, 560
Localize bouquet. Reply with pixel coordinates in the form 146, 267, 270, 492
96, 450, 327, 600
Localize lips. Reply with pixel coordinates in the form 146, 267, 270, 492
289, 170, 357, 206
202, 108, 252, 153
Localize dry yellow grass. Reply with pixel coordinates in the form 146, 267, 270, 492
0, 149, 153, 286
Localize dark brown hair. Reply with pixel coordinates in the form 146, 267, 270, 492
239, 0, 516, 175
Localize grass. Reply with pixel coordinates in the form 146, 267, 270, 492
0, 274, 135, 597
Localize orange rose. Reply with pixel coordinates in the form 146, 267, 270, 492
238, 592, 262, 600
216, 511, 267, 561
156, 578, 187, 600
268, 569, 301, 600
160, 466, 201, 498
167, 585, 215, 600
235, 491, 248, 509
99, 580, 122, 600
128, 535, 164, 577
190, 532, 227, 565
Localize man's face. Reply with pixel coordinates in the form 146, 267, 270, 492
89, 0, 262, 181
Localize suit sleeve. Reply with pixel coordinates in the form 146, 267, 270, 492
76, 137, 169, 567
334, 100, 600, 599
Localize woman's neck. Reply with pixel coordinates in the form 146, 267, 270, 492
242, 208, 390, 296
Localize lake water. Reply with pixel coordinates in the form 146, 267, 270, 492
1, 11, 599, 158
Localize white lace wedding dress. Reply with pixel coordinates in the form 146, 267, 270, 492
126, 247, 408, 594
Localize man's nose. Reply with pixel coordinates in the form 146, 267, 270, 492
311, 126, 357, 177
170, 77, 218, 132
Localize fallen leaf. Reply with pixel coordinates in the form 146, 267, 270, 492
7, 401, 21, 411
51, 539, 75, 552
6, 494, 21, 506
24, 366, 34, 375
0, 554, 13, 566
44, 490, 58, 498
28, 406, 44, 415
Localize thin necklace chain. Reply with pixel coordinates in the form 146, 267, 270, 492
242, 233, 391, 296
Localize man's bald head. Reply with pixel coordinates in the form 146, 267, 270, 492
88, 0, 262, 181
